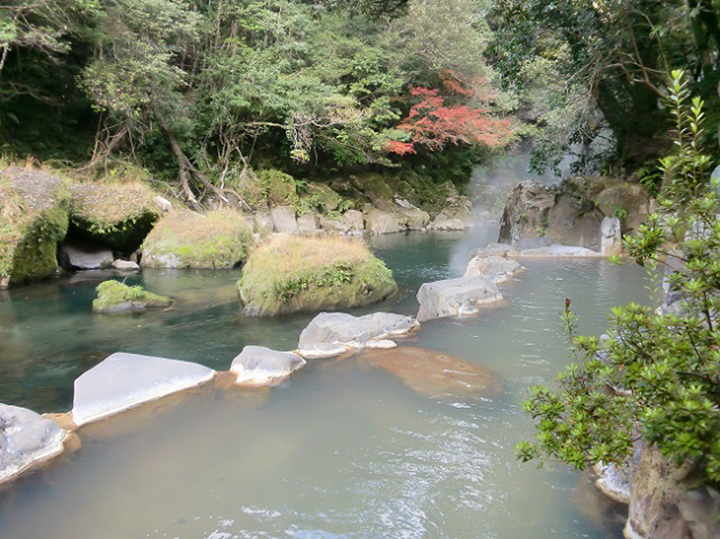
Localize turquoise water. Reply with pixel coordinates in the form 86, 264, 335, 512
0, 229, 647, 538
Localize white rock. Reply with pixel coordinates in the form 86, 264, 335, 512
464, 255, 523, 284
72, 352, 215, 426
601, 216, 623, 257
296, 343, 349, 359
416, 276, 503, 322
297, 212, 319, 233
365, 339, 398, 350
230, 346, 306, 385
111, 259, 140, 271
298, 312, 419, 352
152, 195, 172, 213
519, 244, 602, 257
61, 239, 114, 270
0, 404, 67, 485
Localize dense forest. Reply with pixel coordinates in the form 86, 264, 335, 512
2, 0, 720, 203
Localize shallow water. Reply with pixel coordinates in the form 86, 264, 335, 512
0, 230, 647, 538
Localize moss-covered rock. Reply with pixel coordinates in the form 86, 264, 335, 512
259, 169, 297, 206
0, 168, 70, 288
238, 235, 397, 316
69, 181, 161, 252
141, 209, 253, 269
92, 280, 172, 314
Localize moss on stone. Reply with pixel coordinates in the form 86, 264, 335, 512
92, 280, 172, 314
259, 169, 297, 206
69, 181, 161, 252
141, 208, 254, 269
238, 235, 398, 316
0, 168, 71, 287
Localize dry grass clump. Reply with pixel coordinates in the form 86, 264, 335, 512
70, 181, 158, 226
238, 234, 397, 316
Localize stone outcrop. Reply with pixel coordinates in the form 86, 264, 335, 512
141, 209, 253, 269
318, 210, 364, 235
601, 216, 623, 257
0, 403, 67, 485
362, 346, 503, 399
297, 311, 419, 358
68, 181, 161, 253
498, 177, 652, 253
72, 352, 215, 426
238, 235, 397, 316
625, 444, 720, 539
92, 280, 173, 314
270, 205, 299, 233
0, 168, 70, 288
416, 276, 503, 322
230, 346, 306, 385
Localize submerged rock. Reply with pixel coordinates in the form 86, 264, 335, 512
0, 403, 67, 485
92, 280, 172, 314
362, 347, 503, 399
230, 346, 306, 385
416, 276, 503, 322
297, 311, 419, 358
72, 352, 216, 426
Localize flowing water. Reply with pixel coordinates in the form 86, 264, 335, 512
0, 228, 648, 538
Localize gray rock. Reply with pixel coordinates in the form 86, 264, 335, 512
270, 206, 298, 233
464, 255, 523, 284
319, 210, 364, 235
518, 244, 602, 257
253, 210, 274, 236
297, 312, 419, 356
230, 346, 306, 385
0, 404, 66, 485
111, 259, 140, 271
296, 212, 318, 233
365, 208, 404, 235
152, 195, 172, 213
61, 238, 114, 270
601, 216, 623, 256
72, 352, 215, 426
416, 276, 503, 322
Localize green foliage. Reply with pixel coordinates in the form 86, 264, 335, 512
518, 73, 720, 484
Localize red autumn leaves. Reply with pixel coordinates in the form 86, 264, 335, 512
387, 85, 511, 155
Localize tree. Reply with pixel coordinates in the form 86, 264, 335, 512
516, 71, 720, 484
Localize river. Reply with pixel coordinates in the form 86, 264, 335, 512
0, 227, 648, 538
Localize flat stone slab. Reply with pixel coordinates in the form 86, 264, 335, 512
362, 347, 503, 399
230, 346, 306, 385
471, 242, 602, 259
61, 239, 114, 270
464, 255, 523, 284
416, 276, 503, 322
72, 353, 216, 426
1, 404, 67, 485
297, 312, 419, 358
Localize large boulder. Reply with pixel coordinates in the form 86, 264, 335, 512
596, 183, 652, 236
92, 280, 173, 314
72, 352, 216, 426
297, 311, 419, 358
365, 207, 404, 235
362, 347, 503, 399
0, 168, 70, 288
69, 181, 161, 252
238, 235, 398, 316
625, 444, 720, 539
141, 209, 253, 269
416, 276, 503, 322
318, 209, 364, 235
0, 403, 67, 485
59, 237, 114, 270
230, 346, 306, 385
270, 205, 299, 233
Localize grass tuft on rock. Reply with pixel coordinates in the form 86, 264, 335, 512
238, 235, 398, 316
141, 208, 254, 269
93, 280, 172, 314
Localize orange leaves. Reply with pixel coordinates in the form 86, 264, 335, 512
387, 86, 511, 155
